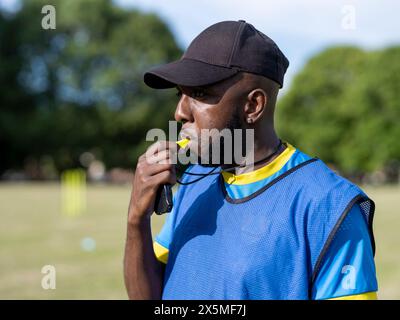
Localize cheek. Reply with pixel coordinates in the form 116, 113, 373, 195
192, 104, 217, 130
192, 102, 233, 131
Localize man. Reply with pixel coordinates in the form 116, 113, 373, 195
124, 20, 378, 300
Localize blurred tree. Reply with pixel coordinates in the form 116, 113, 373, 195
2, 2, 399, 180
0, 0, 182, 177
276, 46, 400, 179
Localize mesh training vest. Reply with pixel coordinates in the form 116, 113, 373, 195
162, 158, 375, 299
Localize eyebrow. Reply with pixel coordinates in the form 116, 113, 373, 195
176, 86, 210, 95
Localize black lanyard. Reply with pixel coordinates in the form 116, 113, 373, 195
177, 139, 284, 185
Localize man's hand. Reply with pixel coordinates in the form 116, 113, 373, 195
128, 140, 177, 224
124, 141, 176, 300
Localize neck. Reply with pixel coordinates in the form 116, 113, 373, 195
233, 129, 282, 175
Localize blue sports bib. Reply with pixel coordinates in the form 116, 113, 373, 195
160, 158, 375, 299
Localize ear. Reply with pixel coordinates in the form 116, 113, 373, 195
244, 89, 267, 124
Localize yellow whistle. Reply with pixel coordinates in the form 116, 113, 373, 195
176, 138, 190, 149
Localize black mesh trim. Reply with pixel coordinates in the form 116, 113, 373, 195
309, 194, 376, 298
360, 198, 376, 256
222, 158, 319, 204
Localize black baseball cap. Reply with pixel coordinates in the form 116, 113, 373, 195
144, 20, 289, 89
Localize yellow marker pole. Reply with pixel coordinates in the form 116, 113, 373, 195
61, 169, 86, 217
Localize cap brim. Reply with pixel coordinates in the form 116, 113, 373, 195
143, 58, 239, 89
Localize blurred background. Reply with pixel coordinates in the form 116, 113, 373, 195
0, 0, 399, 299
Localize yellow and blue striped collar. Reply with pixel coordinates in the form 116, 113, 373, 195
221, 142, 296, 185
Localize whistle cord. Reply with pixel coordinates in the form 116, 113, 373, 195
176, 139, 284, 185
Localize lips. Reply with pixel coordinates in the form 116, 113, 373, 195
178, 128, 196, 143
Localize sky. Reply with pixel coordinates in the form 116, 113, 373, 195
1, 0, 400, 90
113, 0, 400, 90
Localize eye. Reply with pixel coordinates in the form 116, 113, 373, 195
191, 88, 205, 99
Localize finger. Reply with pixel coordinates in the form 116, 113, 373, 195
146, 162, 176, 176
149, 169, 177, 187
145, 149, 176, 165
146, 141, 177, 157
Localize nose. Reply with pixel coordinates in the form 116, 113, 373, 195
174, 94, 193, 124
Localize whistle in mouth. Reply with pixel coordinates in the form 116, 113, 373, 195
176, 138, 190, 149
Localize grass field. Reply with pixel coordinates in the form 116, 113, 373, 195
0, 182, 399, 299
